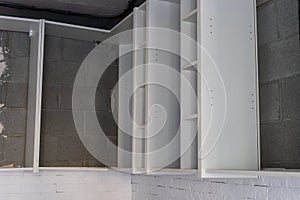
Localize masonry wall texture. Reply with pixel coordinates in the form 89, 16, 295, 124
0, 31, 119, 168
41, 35, 119, 167
258, 0, 299, 169
0, 31, 30, 168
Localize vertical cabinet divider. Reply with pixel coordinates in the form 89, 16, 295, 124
26, 19, 45, 173
180, 0, 198, 170
132, 4, 147, 173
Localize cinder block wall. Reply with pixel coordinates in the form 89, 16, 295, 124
258, 0, 299, 168
0, 31, 30, 167
41, 36, 118, 167
0, 31, 119, 167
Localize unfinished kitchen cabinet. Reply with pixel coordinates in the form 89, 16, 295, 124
0, 0, 260, 177
128, 0, 259, 176
130, 0, 188, 173
180, 0, 260, 177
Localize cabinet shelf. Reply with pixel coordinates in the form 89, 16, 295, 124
159, 0, 180, 3
182, 9, 197, 23
137, 42, 146, 49
135, 84, 146, 89
136, 124, 146, 129
183, 114, 198, 120
182, 60, 197, 71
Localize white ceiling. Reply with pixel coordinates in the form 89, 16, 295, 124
3, 0, 129, 17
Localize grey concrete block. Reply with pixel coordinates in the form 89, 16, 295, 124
42, 85, 60, 109
84, 49, 119, 88
259, 35, 300, 82
3, 136, 25, 166
57, 135, 95, 161
0, 138, 4, 161
82, 111, 118, 165
5, 57, 29, 83
106, 136, 117, 166
260, 122, 287, 168
62, 38, 94, 62
96, 111, 118, 137
275, 0, 299, 39
261, 119, 300, 169
41, 110, 83, 136
108, 136, 117, 146
257, 2, 280, 47
43, 60, 82, 86
259, 81, 281, 122
42, 60, 61, 86
282, 75, 300, 119
39, 160, 72, 167
84, 111, 117, 137
44, 36, 63, 60
280, 119, 300, 169
0, 109, 27, 134
258, 40, 281, 82
8, 31, 30, 58
60, 86, 74, 110
0, 31, 9, 48
40, 160, 104, 167
40, 135, 58, 163
279, 35, 300, 76
5, 82, 28, 108
106, 44, 120, 67
80, 160, 104, 167
98, 64, 118, 90
59, 61, 83, 86
0, 83, 4, 105
83, 111, 99, 137
61, 86, 110, 111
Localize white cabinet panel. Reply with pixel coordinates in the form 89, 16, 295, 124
199, 0, 259, 177
118, 0, 259, 176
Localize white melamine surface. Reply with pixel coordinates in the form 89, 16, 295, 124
180, 0, 198, 170
146, 0, 181, 171
199, 0, 259, 177
132, 7, 147, 172
118, 44, 133, 168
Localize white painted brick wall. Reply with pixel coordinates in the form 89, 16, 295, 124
0, 170, 131, 200
2, 170, 300, 200
132, 175, 300, 200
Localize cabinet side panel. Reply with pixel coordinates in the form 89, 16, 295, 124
146, 0, 181, 170
200, 0, 259, 174
118, 44, 133, 168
